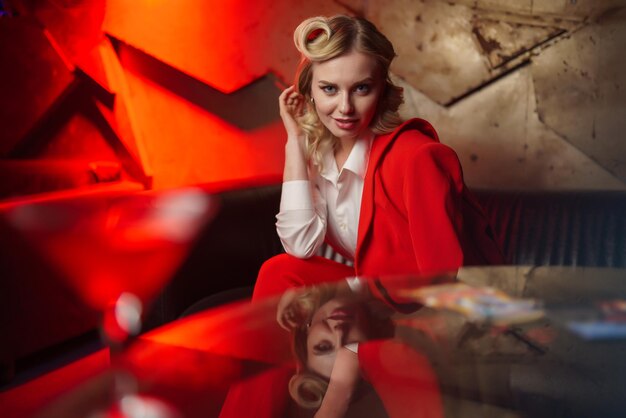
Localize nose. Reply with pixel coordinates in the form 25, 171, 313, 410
339, 92, 354, 115
327, 320, 350, 345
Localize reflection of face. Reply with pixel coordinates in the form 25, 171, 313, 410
306, 297, 369, 379
310, 50, 383, 140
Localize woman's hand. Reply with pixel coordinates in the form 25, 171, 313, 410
280, 85, 309, 181
279, 85, 306, 139
276, 288, 302, 331
276, 284, 338, 331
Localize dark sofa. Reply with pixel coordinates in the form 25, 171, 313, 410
146, 185, 626, 327
2, 182, 626, 383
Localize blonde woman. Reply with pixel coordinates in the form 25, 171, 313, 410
219, 15, 502, 418
254, 15, 502, 301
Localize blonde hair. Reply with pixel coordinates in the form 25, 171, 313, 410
293, 15, 404, 168
283, 284, 394, 409
289, 371, 328, 409
283, 285, 337, 409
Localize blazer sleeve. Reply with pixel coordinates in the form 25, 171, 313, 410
403, 142, 465, 276
359, 340, 444, 418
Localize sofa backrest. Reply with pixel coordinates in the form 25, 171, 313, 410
475, 190, 626, 268
228, 185, 626, 269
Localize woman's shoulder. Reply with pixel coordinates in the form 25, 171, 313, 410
389, 118, 440, 143
384, 119, 455, 157
374, 118, 439, 153
370, 119, 460, 172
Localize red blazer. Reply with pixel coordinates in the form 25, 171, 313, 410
355, 118, 503, 287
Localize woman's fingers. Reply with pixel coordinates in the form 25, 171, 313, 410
278, 312, 299, 331
279, 85, 297, 105
280, 86, 304, 113
279, 315, 297, 331
276, 288, 299, 330
278, 86, 306, 138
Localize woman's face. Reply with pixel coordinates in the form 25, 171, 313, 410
310, 50, 384, 140
306, 297, 369, 379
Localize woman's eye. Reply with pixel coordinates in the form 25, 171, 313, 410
355, 84, 370, 94
314, 341, 334, 353
321, 85, 337, 94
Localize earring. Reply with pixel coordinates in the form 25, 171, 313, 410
310, 97, 314, 103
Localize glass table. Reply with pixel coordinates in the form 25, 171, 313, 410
3, 266, 626, 418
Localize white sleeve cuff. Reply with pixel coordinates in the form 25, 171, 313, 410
280, 180, 314, 211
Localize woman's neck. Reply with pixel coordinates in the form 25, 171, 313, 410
334, 137, 356, 172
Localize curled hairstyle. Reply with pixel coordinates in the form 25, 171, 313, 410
285, 286, 335, 409
283, 284, 394, 409
293, 15, 404, 168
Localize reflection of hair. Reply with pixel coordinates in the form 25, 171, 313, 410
285, 286, 394, 409
293, 15, 404, 168
289, 371, 328, 409
284, 285, 336, 409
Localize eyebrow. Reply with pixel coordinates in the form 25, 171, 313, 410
317, 77, 375, 86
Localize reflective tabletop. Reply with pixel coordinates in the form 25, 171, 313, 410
8, 266, 626, 418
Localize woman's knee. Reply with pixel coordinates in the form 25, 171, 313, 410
254, 253, 354, 300
258, 253, 300, 281
254, 253, 304, 299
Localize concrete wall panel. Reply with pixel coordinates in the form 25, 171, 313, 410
369, 0, 491, 104
472, 18, 563, 68
532, 8, 626, 183
364, 0, 625, 190
399, 67, 625, 190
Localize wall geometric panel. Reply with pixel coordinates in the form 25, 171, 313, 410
28, 0, 106, 64
103, 0, 274, 94
532, 8, 626, 183
472, 17, 564, 69
0, 13, 152, 199
370, 0, 491, 105
399, 67, 626, 191
367, 0, 578, 106
0, 17, 74, 156
114, 39, 282, 131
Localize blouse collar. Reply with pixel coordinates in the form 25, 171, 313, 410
320, 131, 374, 182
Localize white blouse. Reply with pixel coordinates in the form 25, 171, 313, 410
276, 133, 373, 261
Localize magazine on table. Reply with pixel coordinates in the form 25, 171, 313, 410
401, 283, 544, 325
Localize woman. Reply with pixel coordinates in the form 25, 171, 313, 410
219, 15, 502, 418
283, 284, 444, 418
253, 15, 502, 303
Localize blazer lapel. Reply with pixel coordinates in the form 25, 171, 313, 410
354, 119, 440, 272
354, 131, 395, 271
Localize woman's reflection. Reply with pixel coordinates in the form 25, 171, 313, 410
279, 283, 444, 418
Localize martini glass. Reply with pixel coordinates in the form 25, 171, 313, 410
4, 187, 217, 417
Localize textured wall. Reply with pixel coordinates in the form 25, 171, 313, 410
101, 0, 352, 189
1, 0, 625, 198
99, 0, 626, 191
345, 0, 626, 190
